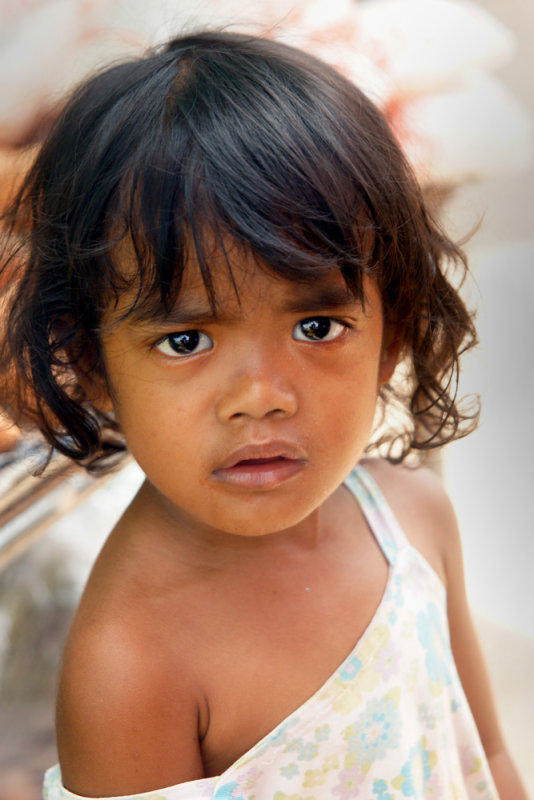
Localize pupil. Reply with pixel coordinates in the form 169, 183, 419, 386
302, 318, 330, 340
170, 331, 199, 353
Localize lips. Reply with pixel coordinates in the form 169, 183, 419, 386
212, 442, 307, 489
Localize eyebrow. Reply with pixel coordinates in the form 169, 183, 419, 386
283, 285, 361, 314
131, 302, 220, 327
130, 285, 361, 328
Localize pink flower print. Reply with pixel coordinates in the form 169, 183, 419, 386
459, 744, 482, 776
239, 765, 262, 792
375, 641, 401, 680
424, 769, 442, 798
332, 764, 365, 799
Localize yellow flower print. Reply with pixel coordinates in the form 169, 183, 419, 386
322, 755, 340, 773
406, 658, 419, 693
303, 769, 326, 788
361, 625, 390, 662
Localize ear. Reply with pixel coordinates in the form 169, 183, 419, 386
378, 324, 403, 386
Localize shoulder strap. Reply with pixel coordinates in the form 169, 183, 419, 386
344, 463, 411, 565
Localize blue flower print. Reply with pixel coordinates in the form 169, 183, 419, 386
298, 742, 319, 761
416, 602, 453, 696
380, 535, 398, 565
280, 763, 300, 779
417, 702, 438, 730
373, 778, 394, 800
392, 738, 437, 797
392, 574, 404, 608
284, 737, 303, 753
315, 724, 331, 742
214, 781, 246, 800
339, 655, 363, 682
270, 715, 299, 747
284, 737, 319, 763
344, 690, 401, 768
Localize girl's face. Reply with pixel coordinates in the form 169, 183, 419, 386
97, 249, 398, 539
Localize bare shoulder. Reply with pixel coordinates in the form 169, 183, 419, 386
360, 457, 461, 584
57, 587, 206, 796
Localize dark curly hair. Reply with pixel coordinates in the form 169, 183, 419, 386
0, 30, 478, 471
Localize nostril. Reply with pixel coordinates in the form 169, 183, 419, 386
227, 406, 290, 422
215, 377, 298, 422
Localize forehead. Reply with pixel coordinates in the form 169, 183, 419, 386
178, 247, 352, 301
109, 236, 369, 325
148, 259, 371, 327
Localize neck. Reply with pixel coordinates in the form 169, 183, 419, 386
121, 477, 342, 569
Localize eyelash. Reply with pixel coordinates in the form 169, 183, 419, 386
153, 317, 351, 358
154, 330, 213, 358
293, 317, 350, 342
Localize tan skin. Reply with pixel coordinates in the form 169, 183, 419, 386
57, 256, 527, 799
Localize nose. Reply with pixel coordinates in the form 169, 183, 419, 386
214, 349, 298, 423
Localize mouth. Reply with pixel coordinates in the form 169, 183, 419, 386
212, 445, 307, 489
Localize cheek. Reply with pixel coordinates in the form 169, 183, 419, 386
110, 373, 214, 478
302, 355, 381, 455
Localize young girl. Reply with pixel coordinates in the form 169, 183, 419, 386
0, 31, 528, 800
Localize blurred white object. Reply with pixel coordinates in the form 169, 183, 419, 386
0, 0, 532, 184
277, 0, 533, 184
0, 0, 131, 145
108, 0, 304, 41
278, 0, 514, 99
398, 71, 534, 184
354, 0, 516, 99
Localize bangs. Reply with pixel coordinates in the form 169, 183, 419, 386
108, 153, 372, 323
97, 33, 391, 321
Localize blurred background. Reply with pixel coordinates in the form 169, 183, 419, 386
0, 1, 532, 798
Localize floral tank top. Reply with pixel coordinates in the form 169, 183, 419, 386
43, 465, 499, 800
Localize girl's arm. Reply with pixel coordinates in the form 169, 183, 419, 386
442, 485, 530, 800
364, 459, 529, 800
57, 614, 207, 796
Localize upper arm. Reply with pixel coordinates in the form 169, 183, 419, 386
439, 503, 506, 760
57, 620, 205, 797
434, 484, 529, 797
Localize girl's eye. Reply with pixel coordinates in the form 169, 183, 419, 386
155, 330, 213, 357
293, 317, 347, 342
